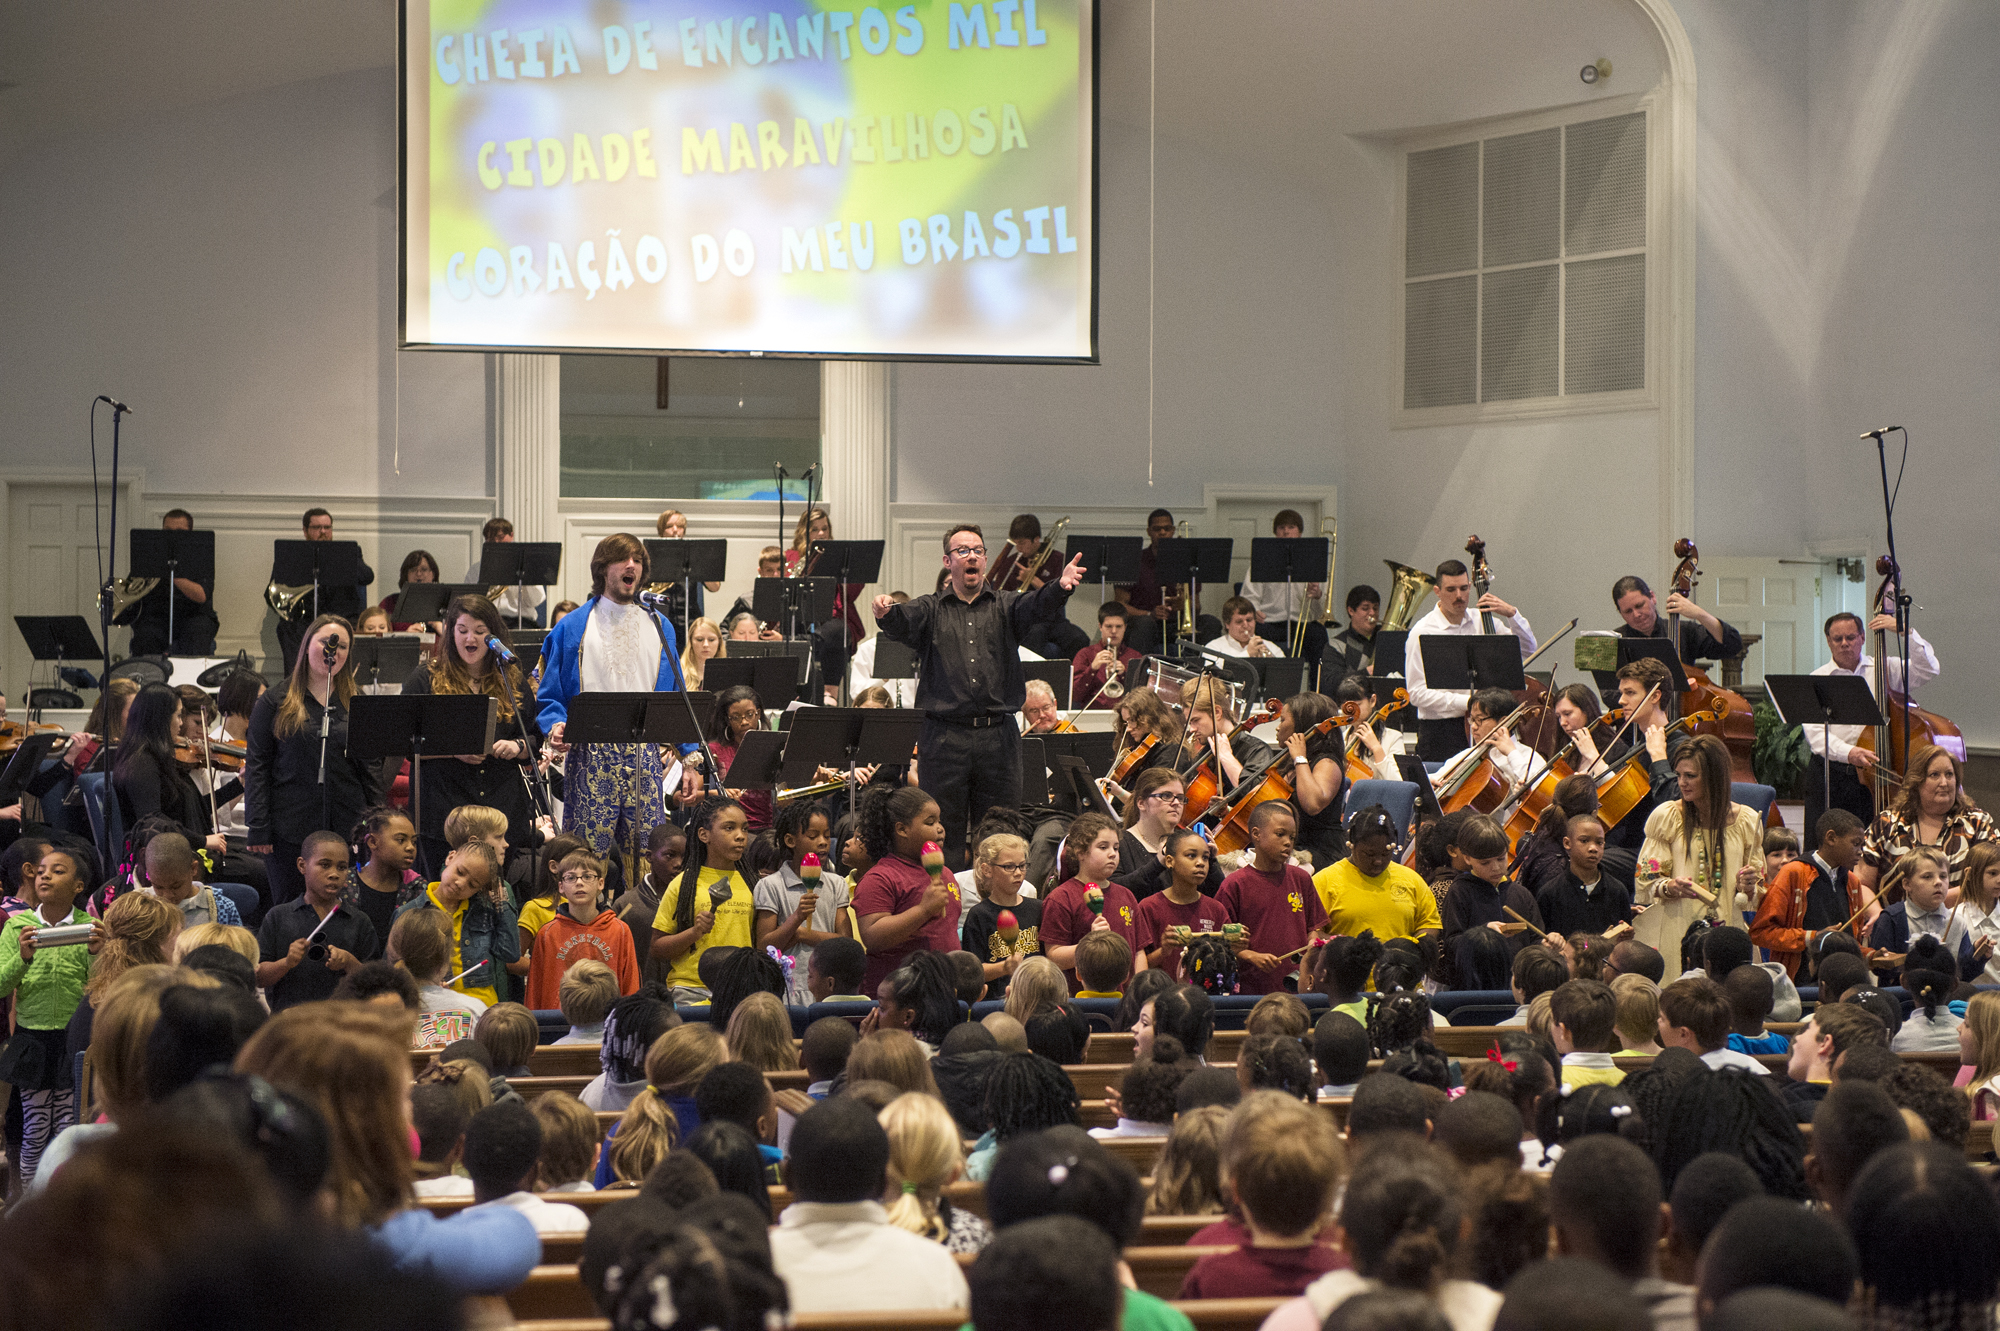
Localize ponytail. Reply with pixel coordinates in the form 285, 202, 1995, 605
608, 1086, 679, 1183
858, 786, 934, 864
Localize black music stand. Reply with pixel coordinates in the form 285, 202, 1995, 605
477, 541, 562, 624
721, 729, 788, 792
778, 706, 925, 820
349, 694, 498, 878
0, 732, 63, 807
704, 655, 796, 704
510, 629, 547, 678
642, 538, 726, 634
128, 528, 214, 646
1022, 659, 1070, 709
807, 540, 884, 701
873, 637, 917, 686
1249, 537, 1329, 637
1419, 634, 1527, 695
1153, 538, 1233, 651
1765, 674, 1884, 810
16, 617, 103, 697
564, 691, 716, 871
1065, 535, 1144, 607
392, 583, 484, 626
1394, 755, 1447, 826
753, 577, 836, 642
1033, 730, 1117, 814
348, 635, 426, 693
271, 540, 363, 624
729, 639, 815, 695
1245, 657, 1306, 702
1583, 635, 1691, 702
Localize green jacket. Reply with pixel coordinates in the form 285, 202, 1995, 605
0, 907, 93, 1030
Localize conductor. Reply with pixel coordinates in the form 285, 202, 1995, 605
873, 523, 1087, 869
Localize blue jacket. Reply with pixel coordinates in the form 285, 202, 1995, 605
393, 888, 521, 995
535, 595, 690, 742
370, 1205, 539, 1293
1867, 902, 1982, 985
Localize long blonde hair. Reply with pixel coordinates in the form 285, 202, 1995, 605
1964, 991, 2000, 1088
680, 617, 725, 689
726, 992, 799, 1072
609, 1024, 727, 1184
608, 1088, 677, 1184
846, 1030, 940, 1098
879, 1092, 964, 1241
1146, 1104, 1229, 1216
273, 614, 359, 738
1004, 957, 1068, 1024
88, 892, 180, 1001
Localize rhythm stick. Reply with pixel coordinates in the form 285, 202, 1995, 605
301, 906, 338, 947
441, 961, 484, 988
1835, 881, 1884, 939
1502, 906, 1552, 942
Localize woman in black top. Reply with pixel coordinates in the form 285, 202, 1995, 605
1276, 691, 1350, 871
246, 614, 381, 905
112, 682, 223, 857
400, 594, 541, 877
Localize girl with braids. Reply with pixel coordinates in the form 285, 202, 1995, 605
853, 786, 958, 993
1261, 1146, 1501, 1331
963, 1049, 1082, 1181
869, 950, 962, 1052
752, 799, 852, 1004
649, 797, 754, 1003
1275, 691, 1350, 870
580, 982, 679, 1113
341, 806, 422, 946
1634, 733, 1763, 966
1651, 1064, 1808, 1200
1237, 1031, 1315, 1101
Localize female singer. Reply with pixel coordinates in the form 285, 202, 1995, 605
246, 614, 383, 905
1856, 744, 1997, 900
379, 550, 442, 632
112, 683, 226, 858
680, 617, 724, 690
400, 594, 542, 877
1634, 733, 1764, 964
1275, 691, 1349, 870
708, 685, 773, 832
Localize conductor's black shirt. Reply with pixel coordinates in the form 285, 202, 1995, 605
876, 580, 1074, 718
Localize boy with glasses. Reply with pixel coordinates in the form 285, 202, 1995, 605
524, 849, 640, 1007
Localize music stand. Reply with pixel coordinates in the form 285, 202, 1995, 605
271, 540, 363, 624
753, 577, 836, 642
348, 635, 426, 693
1065, 535, 1144, 607
807, 540, 884, 701
0, 732, 62, 807
392, 583, 483, 626
510, 629, 547, 678
1153, 538, 1233, 651
1244, 657, 1305, 702
1053, 755, 1117, 820
1393, 755, 1447, 826
1034, 730, 1117, 812
704, 655, 796, 704
729, 639, 815, 695
1020, 737, 1053, 807
477, 541, 562, 623
1022, 659, 1070, 709
1581, 635, 1691, 701
1765, 674, 1884, 810
778, 706, 925, 820
349, 694, 498, 878
721, 729, 788, 792
128, 528, 214, 647
1249, 537, 1330, 630
564, 691, 716, 871
641, 538, 724, 631
1419, 634, 1527, 695
16, 617, 103, 694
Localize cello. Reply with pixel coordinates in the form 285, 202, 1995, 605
1662, 539, 1758, 781
1178, 698, 1283, 828
1852, 555, 1965, 794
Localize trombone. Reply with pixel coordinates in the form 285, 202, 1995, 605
1289, 518, 1336, 659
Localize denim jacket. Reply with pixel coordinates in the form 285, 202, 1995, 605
393, 888, 521, 995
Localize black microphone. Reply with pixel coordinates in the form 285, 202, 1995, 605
636, 588, 672, 612
1859, 426, 1902, 438
321, 637, 339, 667
774, 464, 789, 478
97, 395, 133, 415
486, 636, 518, 666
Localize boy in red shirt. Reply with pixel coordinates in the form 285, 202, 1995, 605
1136, 828, 1231, 981
1041, 812, 1147, 993
1179, 1095, 1346, 1297
526, 849, 641, 1007
1216, 802, 1327, 995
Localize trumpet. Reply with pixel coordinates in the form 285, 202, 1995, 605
1092, 644, 1128, 699
264, 580, 315, 621
1007, 515, 1070, 591
103, 576, 159, 623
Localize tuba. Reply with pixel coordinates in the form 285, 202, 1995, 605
264, 580, 315, 621
103, 577, 159, 624
1378, 561, 1437, 632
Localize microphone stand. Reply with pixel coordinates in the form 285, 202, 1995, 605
1869, 428, 1912, 775
491, 640, 556, 829
317, 642, 336, 836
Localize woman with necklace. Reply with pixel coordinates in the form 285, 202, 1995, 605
1633, 733, 1763, 966
1856, 744, 1997, 903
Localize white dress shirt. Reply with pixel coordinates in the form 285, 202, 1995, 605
464, 560, 547, 618
1404, 605, 1536, 721
1239, 580, 1313, 623
1802, 630, 1941, 762
1952, 900, 2000, 985
1436, 741, 1531, 787
769, 1201, 970, 1313
1700, 1047, 1771, 1076
467, 1190, 590, 1235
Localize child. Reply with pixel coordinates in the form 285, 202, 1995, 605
1549, 978, 1623, 1090
801, 1015, 858, 1097
807, 935, 870, 1002
530, 1091, 601, 1192
1657, 975, 1767, 1074
354, 606, 392, 635
0, 846, 97, 1184
1890, 947, 1963, 1054
1133, 830, 1225, 981
1317, 935, 1384, 1024
1781, 1001, 1888, 1121
554, 958, 621, 1044
1954, 989, 2000, 1120
960, 832, 1043, 997
476, 1002, 541, 1079
753, 801, 854, 1004
1749, 808, 1869, 980
613, 824, 684, 990
1041, 813, 1146, 994
443, 804, 516, 897
1147, 1104, 1229, 1216
463, 1100, 590, 1234
1533, 814, 1633, 937
1608, 973, 1662, 1058
1500, 944, 1567, 1026
343, 806, 422, 944
1439, 814, 1544, 987
1312, 805, 1440, 945
852, 787, 961, 993
650, 796, 756, 1003
510, 834, 579, 986
410, 1082, 474, 1197
1868, 848, 1964, 987
1073, 931, 1132, 999
525, 848, 641, 1008
1762, 826, 1800, 883
1179, 1096, 1344, 1297
1721, 965, 1788, 1056
1311, 1012, 1370, 1099
1951, 841, 2000, 987
1215, 803, 1327, 996
388, 904, 488, 1047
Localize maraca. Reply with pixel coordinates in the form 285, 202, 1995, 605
1085, 885, 1105, 916
996, 908, 1020, 947
921, 841, 946, 879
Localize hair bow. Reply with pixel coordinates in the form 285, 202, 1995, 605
1486, 1043, 1519, 1072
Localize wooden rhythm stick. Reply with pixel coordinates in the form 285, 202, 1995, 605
1835, 881, 1884, 939
1502, 906, 1552, 942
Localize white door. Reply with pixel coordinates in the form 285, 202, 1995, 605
3, 480, 138, 709
1204, 496, 1328, 599
1700, 555, 1855, 689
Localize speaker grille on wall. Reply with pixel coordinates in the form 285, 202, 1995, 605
1404, 275, 1478, 409
1405, 143, 1478, 279
1566, 254, 1647, 394
1565, 112, 1647, 254
1482, 264, 1560, 401
1482, 128, 1560, 267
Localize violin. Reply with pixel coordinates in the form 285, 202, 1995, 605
1107, 732, 1161, 787
1663, 539, 1759, 781
1592, 708, 1718, 830
1498, 707, 1626, 847
0, 718, 66, 757
1332, 694, 1400, 783
1852, 555, 1964, 795
175, 736, 247, 773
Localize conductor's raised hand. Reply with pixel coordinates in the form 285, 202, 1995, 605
872, 594, 897, 619
1057, 553, 1087, 591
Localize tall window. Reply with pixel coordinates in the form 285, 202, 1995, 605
559, 356, 820, 499
1403, 110, 1647, 410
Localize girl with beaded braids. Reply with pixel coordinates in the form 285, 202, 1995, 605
649, 796, 754, 1004
963, 1050, 1082, 1182
751, 797, 852, 1004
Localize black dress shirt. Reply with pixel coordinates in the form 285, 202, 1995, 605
256, 898, 381, 1010
877, 579, 1074, 717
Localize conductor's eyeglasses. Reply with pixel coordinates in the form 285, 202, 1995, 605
949, 545, 985, 559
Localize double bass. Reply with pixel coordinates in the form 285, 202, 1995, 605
1465, 536, 1559, 758
1661, 539, 1758, 782
1852, 555, 1964, 793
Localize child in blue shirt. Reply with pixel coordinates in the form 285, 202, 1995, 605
1721, 964, 1790, 1056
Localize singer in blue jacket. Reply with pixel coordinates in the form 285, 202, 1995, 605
399, 592, 545, 878
537, 535, 703, 863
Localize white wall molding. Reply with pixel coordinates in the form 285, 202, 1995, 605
1636, 0, 1698, 550
495, 354, 561, 544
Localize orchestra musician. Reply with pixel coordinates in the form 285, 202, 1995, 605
1404, 558, 1535, 762
1803, 610, 1942, 830
1611, 573, 1740, 658
1021, 679, 1062, 735
1178, 676, 1278, 811
1117, 508, 1178, 656
648, 509, 721, 642
680, 617, 724, 692
784, 507, 868, 688
1433, 688, 1532, 790
277, 509, 374, 675
537, 535, 703, 861
379, 550, 442, 633
1099, 686, 1184, 807
849, 593, 917, 708
990, 515, 1090, 661
126, 509, 219, 657
1206, 597, 1279, 660
1597, 658, 1685, 876
1326, 584, 1382, 684
1072, 602, 1140, 709
1274, 691, 1349, 869
113, 682, 228, 859
1331, 676, 1402, 781
1240, 510, 1328, 666
468, 517, 547, 630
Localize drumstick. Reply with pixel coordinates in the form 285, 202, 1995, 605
1503, 906, 1551, 942
1836, 882, 1884, 939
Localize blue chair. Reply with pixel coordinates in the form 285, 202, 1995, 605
209, 881, 261, 928
1431, 990, 1517, 1021
1731, 782, 1778, 826
1344, 780, 1421, 841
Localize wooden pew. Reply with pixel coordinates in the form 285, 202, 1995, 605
509, 1075, 596, 1102
1086, 1031, 1248, 1064
419, 1181, 990, 1223
513, 1305, 1286, 1331
1098, 1135, 1169, 1173
1141, 1213, 1222, 1244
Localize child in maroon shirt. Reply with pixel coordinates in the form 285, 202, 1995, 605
1041, 812, 1146, 993
852, 789, 961, 993
1215, 803, 1327, 996
1179, 1095, 1346, 1298
1136, 829, 1231, 982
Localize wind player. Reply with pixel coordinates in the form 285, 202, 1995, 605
277, 509, 375, 674
1404, 558, 1535, 762
126, 509, 219, 657
1803, 610, 1942, 829
1240, 509, 1329, 665
1324, 584, 1381, 685
1072, 602, 1141, 709
1206, 597, 1279, 660
991, 514, 1089, 661
537, 535, 703, 861
468, 517, 548, 630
